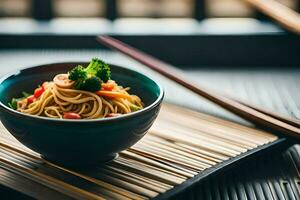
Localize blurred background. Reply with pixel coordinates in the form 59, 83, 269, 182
0, 0, 300, 67
0, 0, 298, 18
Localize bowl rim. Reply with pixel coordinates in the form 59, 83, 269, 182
0, 62, 164, 123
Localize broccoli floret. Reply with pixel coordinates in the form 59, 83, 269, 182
74, 77, 101, 92
68, 58, 111, 92
82, 77, 101, 92
96, 62, 111, 83
73, 79, 86, 90
69, 65, 87, 81
86, 58, 111, 82
85, 58, 101, 76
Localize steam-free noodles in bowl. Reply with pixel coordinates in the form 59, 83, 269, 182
8, 58, 145, 120
0, 60, 163, 165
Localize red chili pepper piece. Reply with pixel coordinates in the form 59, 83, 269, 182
27, 95, 36, 104
42, 82, 47, 89
106, 113, 122, 118
63, 112, 81, 119
101, 80, 116, 91
34, 87, 45, 98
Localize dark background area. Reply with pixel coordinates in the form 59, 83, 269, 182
1, 0, 300, 67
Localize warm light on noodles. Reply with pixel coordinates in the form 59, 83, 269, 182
15, 73, 144, 119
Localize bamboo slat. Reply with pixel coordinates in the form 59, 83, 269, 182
0, 103, 279, 199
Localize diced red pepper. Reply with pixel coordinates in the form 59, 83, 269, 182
101, 81, 116, 91
34, 87, 45, 98
27, 95, 36, 104
63, 112, 81, 119
106, 113, 122, 118
42, 82, 47, 89
33, 82, 47, 98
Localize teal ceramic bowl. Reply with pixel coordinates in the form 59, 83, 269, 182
0, 62, 163, 166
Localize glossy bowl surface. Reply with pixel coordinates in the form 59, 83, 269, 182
0, 62, 164, 166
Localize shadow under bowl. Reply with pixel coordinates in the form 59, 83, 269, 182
0, 62, 164, 166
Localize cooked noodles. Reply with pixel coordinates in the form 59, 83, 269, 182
15, 74, 144, 119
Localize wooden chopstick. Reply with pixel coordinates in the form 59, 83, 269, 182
245, 0, 300, 35
236, 99, 300, 129
96, 36, 300, 139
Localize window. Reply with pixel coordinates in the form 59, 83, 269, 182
0, 0, 32, 17
206, 0, 298, 17
53, 0, 105, 17
0, 0, 299, 19
206, 0, 254, 17
118, 0, 194, 18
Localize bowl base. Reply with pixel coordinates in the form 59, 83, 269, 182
42, 153, 118, 169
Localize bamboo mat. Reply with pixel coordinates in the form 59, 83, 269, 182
0, 103, 279, 200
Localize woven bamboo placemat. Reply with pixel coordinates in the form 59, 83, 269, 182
0, 103, 281, 200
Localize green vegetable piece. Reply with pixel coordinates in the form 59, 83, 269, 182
96, 61, 111, 83
74, 79, 86, 90
69, 65, 87, 81
82, 76, 101, 92
130, 104, 142, 112
8, 91, 32, 110
8, 102, 13, 109
85, 58, 101, 76
22, 91, 32, 98
9, 98, 20, 110
68, 58, 111, 92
